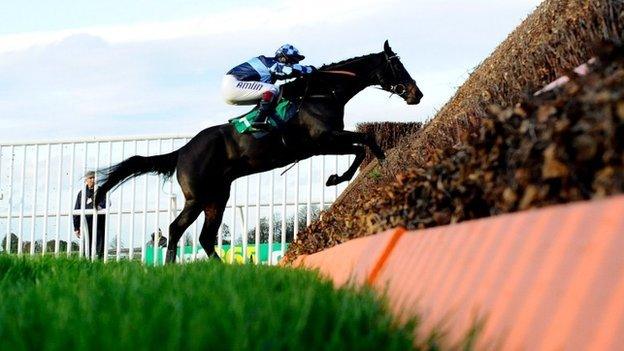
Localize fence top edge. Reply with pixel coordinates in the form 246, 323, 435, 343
0, 134, 195, 147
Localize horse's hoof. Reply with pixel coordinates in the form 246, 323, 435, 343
165, 251, 177, 264
326, 174, 340, 186
208, 252, 223, 263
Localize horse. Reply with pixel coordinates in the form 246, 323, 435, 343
95, 40, 423, 263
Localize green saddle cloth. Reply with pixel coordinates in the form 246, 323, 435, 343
229, 98, 297, 134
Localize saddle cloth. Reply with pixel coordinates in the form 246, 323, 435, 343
229, 98, 297, 135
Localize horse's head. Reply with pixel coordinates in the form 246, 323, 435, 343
377, 40, 423, 105
285, 41, 423, 105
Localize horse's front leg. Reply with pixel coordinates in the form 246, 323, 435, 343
326, 130, 385, 161
325, 145, 366, 186
318, 130, 384, 186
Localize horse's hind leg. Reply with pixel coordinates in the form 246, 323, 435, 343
165, 199, 202, 264
198, 200, 228, 261
193, 187, 230, 261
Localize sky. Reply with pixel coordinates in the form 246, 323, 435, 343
0, 0, 544, 143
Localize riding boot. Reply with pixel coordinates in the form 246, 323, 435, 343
251, 96, 276, 131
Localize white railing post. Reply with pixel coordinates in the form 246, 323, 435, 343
294, 163, 299, 241
5, 146, 14, 254
79, 142, 87, 258
168, 139, 175, 261
67, 143, 75, 256
255, 173, 260, 263
141, 140, 149, 263
91, 141, 100, 261
30, 145, 39, 256
153, 139, 162, 266
54, 144, 63, 256
129, 140, 137, 261
268, 170, 275, 265
42, 144, 51, 255
243, 177, 249, 264
102, 141, 112, 262
230, 180, 237, 264
116, 141, 124, 261
17, 146, 26, 256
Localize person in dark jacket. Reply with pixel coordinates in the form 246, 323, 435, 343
73, 171, 106, 259
147, 229, 168, 248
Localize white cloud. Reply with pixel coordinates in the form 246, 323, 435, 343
0, 0, 395, 53
0, 0, 542, 142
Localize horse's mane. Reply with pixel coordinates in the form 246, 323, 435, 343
281, 52, 381, 95
318, 52, 380, 70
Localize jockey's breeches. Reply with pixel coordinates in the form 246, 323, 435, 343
221, 75, 279, 105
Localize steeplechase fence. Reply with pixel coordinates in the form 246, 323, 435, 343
0, 135, 355, 265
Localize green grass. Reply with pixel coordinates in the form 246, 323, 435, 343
368, 166, 382, 180
0, 255, 416, 351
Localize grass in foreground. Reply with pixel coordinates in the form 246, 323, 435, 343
0, 255, 416, 351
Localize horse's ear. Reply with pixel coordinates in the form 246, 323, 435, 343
383, 40, 394, 55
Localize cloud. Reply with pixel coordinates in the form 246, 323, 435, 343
0, 0, 542, 142
0, 0, 396, 53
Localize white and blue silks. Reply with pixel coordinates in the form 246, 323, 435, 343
221, 55, 314, 105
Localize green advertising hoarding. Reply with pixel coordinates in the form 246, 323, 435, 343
145, 243, 288, 265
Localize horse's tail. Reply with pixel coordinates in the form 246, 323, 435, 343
94, 151, 179, 205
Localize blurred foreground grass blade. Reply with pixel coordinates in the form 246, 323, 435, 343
0, 256, 418, 351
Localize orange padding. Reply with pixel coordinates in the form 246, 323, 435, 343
293, 195, 624, 350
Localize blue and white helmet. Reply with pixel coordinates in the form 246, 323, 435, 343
275, 44, 305, 62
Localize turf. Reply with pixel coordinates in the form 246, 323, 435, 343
0, 255, 416, 351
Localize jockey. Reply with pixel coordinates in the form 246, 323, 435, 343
222, 44, 316, 129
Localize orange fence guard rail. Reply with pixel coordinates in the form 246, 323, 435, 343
293, 195, 624, 350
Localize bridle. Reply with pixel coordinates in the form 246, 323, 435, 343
366, 53, 409, 98
384, 54, 408, 98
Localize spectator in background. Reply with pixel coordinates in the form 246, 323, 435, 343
147, 229, 168, 248
73, 171, 106, 259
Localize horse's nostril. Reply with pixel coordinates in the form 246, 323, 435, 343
411, 93, 422, 104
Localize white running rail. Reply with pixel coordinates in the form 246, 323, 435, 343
0, 135, 355, 265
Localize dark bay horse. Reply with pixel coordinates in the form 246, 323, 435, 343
95, 40, 423, 263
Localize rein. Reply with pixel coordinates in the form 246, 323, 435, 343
280, 160, 299, 175
329, 53, 406, 98
319, 70, 357, 77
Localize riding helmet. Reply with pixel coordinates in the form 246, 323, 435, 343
275, 44, 305, 62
